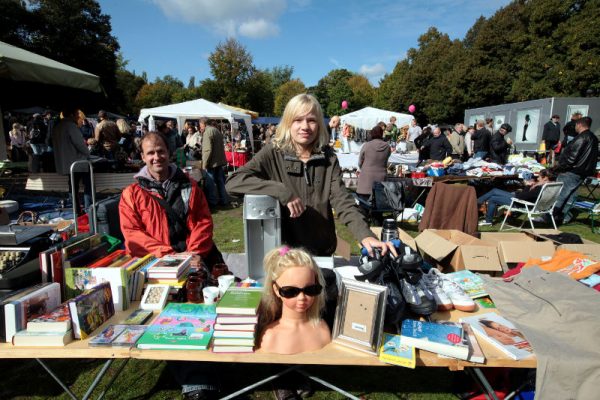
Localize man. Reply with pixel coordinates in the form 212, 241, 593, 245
201, 118, 229, 206
386, 116, 398, 142
52, 106, 91, 215
407, 118, 422, 151
542, 114, 561, 150
554, 116, 598, 222
28, 113, 48, 172
119, 131, 221, 399
471, 120, 491, 159
489, 123, 513, 165
94, 110, 120, 152
448, 123, 465, 159
422, 127, 452, 161
562, 112, 582, 147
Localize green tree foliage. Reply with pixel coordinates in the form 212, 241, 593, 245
347, 75, 375, 112
208, 38, 255, 106
134, 75, 185, 109
313, 69, 354, 116
265, 65, 294, 91
273, 80, 306, 116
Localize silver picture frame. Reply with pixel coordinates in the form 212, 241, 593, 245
332, 278, 388, 355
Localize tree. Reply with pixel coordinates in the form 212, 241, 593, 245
274, 80, 306, 116
265, 65, 294, 90
245, 70, 275, 116
347, 75, 375, 111
188, 76, 196, 90
313, 69, 354, 116
208, 38, 255, 105
134, 75, 185, 109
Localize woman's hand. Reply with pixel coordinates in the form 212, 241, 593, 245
286, 197, 305, 218
361, 237, 398, 257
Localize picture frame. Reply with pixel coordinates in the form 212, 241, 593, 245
332, 278, 388, 355
140, 284, 170, 311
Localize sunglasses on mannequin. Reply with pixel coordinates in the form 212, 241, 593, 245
274, 282, 323, 298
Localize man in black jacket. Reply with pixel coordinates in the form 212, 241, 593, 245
562, 112, 582, 147
554, 116, 598, 222
490, 123, 513, 164
542, 114, 561, 150
422, 127, 452, 161
471, 120, 491, 159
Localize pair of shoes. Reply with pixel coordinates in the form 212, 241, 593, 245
401, 272, 437, 316
182, 389, 217, 400
421, 269, 453, 311
428, 268, 476, 312
273, 388, 300, 400
478, 220, 492, 226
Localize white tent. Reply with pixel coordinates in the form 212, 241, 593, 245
138, 98, 254, 151
340, 106, 414, 130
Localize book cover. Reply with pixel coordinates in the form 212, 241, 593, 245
400, 319, 469, 360
65, 267, 129, 311
89, 324, 127, 346
1, 283, 54, 341
212, 345, 254, 353
111, 325, 146, 347
68, 282, 115, 339
445, 270, 488, 299
214, 323, 255, 331
459, 312, 534, 360
26, 303, 72, 332
136, 303, 216, 350
212, 337, 255, 347
4, 282, 62, 343
213, 330, 254, 339
12, 329, 73, 346
148, 254, 192, 273
215, 315, 258, 324
475, 297, 496, 309
378, 333, 416, 369
216, 287, 262, 315
122, 309, 153, 325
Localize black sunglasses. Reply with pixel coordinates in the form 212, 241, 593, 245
274, 282, 323, 298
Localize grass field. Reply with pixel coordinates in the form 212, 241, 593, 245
1, 200, 597, 399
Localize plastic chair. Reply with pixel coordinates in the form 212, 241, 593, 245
499, 182, 564, 231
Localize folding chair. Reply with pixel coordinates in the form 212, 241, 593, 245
568, 199, 600, 233
499, 182, 564, 231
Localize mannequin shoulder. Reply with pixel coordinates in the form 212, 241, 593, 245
316, 320, 331, 341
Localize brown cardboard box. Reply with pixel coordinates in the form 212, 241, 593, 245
414, 229, 501, 273
479, 232, 534, 244
558, 244, 600, 261
370, 227, 417, 252
497, 241, 556, 272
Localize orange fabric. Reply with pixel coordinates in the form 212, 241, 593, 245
119, 178, 214, 258
523, 248, 600, 280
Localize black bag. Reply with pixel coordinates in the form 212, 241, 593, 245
89, 194, 123, 241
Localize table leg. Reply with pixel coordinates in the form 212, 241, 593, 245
36, 358, 79, 400
466, 367, 499, 400
219, 365, 300, 400
297, 369, 362, 400
81, 359, 115, 400
94, 359, 130, 400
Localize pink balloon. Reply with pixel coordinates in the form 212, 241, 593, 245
341, 100, 348, 109
408, 104, 416, 113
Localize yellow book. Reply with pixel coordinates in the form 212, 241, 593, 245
378, 333, 416, 369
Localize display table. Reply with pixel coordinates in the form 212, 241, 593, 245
225, 151, 249, 167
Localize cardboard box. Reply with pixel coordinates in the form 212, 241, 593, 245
414, 229, 501, 273
523, 229, 597, 245
479, 232, 534, 244
497, 241, 556, 272
558, 244, 600, 261
370, 227, 417, 252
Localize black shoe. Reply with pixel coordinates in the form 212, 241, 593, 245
182, 389, 217, 400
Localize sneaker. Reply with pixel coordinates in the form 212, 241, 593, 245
478, 220, 492, 226
400, 278, 421, 305
421, 269, 453, 311
431, 270, 476, 312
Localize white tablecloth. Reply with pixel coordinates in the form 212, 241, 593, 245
335, 145, 419, 170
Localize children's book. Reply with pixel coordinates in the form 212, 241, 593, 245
459, 312, 534, 360
89, 324, 127, 346
378, 333, 416, 368
26, 302, 72, 332
68, 282, 115, 339
400, 319, 469, 360
136, 303, 216, 350
122, 309, 153, 325
444, 270, 488, 298
89, 324, 146, 347
1, 283, 55, 341
216, 287, 262, 315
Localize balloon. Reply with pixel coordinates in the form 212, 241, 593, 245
341, 100, 348, 109
408, 104, 416, 113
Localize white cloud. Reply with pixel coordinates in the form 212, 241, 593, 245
151, 0, 286, 38
359, 63, 386, 77
329, 57, 341, 68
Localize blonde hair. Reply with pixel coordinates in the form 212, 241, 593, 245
273, 94, 329, 154
116, 118, 129, 135
257, 246, 325, 339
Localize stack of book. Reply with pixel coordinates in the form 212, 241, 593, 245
213, 285, 262, 353
12, 302, 73, 346
146, 254, 191, 285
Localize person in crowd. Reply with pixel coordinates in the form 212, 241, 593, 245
448, 123, 466, 159
477, 169, 555, 226
184, 125, 202, 161
356, 125, 391, 202
79, 117, 94, 140
52, 106, 91, 215
328, 115, 341, 142
200, 118, 229, 207
415, 126, 432, 163
384, 116, 398, 142
27, 113, 48, 172
94, 110, 121, 152
542, 114, 561, 151
257, 246, 330, 355
471, 120, 491, 159
119, 130, 223, 399
489, 123, 513, 164
407, 118, 422, 151
485, 117, 494, 134
562, 112, 581, 147
464, 125, 475, 158
553, 116, 598, 223
116, 118, 134, 156
9, 123, 27, 162
422, 127, 452, 161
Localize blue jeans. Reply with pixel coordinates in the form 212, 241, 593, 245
555, 172, 583, 215
29, 143, 47, 155
202, 170, 218, 207
206, 166, 229, 206
478, 188, 514, 222
474, 151, 488, 160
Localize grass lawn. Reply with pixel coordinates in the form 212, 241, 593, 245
1, 200, 597, 400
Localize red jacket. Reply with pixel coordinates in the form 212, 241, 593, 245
119, 177, 214, 258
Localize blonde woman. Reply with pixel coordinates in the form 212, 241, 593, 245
9, 123, 27, 161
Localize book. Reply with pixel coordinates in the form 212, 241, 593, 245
147, 254, 192, 278
62, 234, 103, 261
26, 303, 72, 332
146, 265, 190, 280
65, 266, 129, 311
3, 282, 62, 343
89, 324, 127, 346
89, 324, 146, 347
462, 323, 485, 364
216, 287, 262, 315
215, 315, 258, 324
212, 337, 255, 347
459, 312, 534, 360
212, 345, 254, 353
213, 330, 254, 339
147, 276, 188, 288
88, 249, 127, 268
68, 282, 115, 339
445, 270, 488, 299
0, 283, 55, 341
122, 309, 153, 325
63, 242, 110, 269
136, 303, 216, 350
378, 333, 416, 368
12, 330, 73, 346
400, 319, 469, 360
140, 284, 170, 310
475, 297, 496, 309
214, 323, 255, 331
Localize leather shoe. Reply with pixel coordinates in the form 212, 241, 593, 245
182, 389, 217, 400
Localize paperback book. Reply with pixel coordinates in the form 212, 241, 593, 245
216, 287, 262, 315
459, 312, 534, 360
12, 330, 73, 346
444, 270, 488, 299
122, 309, 154, 325
378, 333, 416, 368
215, 315, 258, 325
68, 282, 115, 339
146, 254, 192, 279
26, 302, 72, 333
89, 324, 146, 347
1, 283, 56, 341
400, 319, 469, 360
136, 303, 216, 350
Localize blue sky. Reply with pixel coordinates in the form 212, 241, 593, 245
100, 0, 511, 87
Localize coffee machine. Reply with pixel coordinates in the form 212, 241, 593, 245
243, 195, 281, 282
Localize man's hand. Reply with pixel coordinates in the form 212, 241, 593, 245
286, 197, 305, 218
361, 237, 398, 258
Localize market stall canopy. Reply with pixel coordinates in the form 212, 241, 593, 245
218, 102, 259, 119
340, 107, 414, 130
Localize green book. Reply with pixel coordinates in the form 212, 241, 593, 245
136, 303, 216, 350
215, 287, 262, 316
